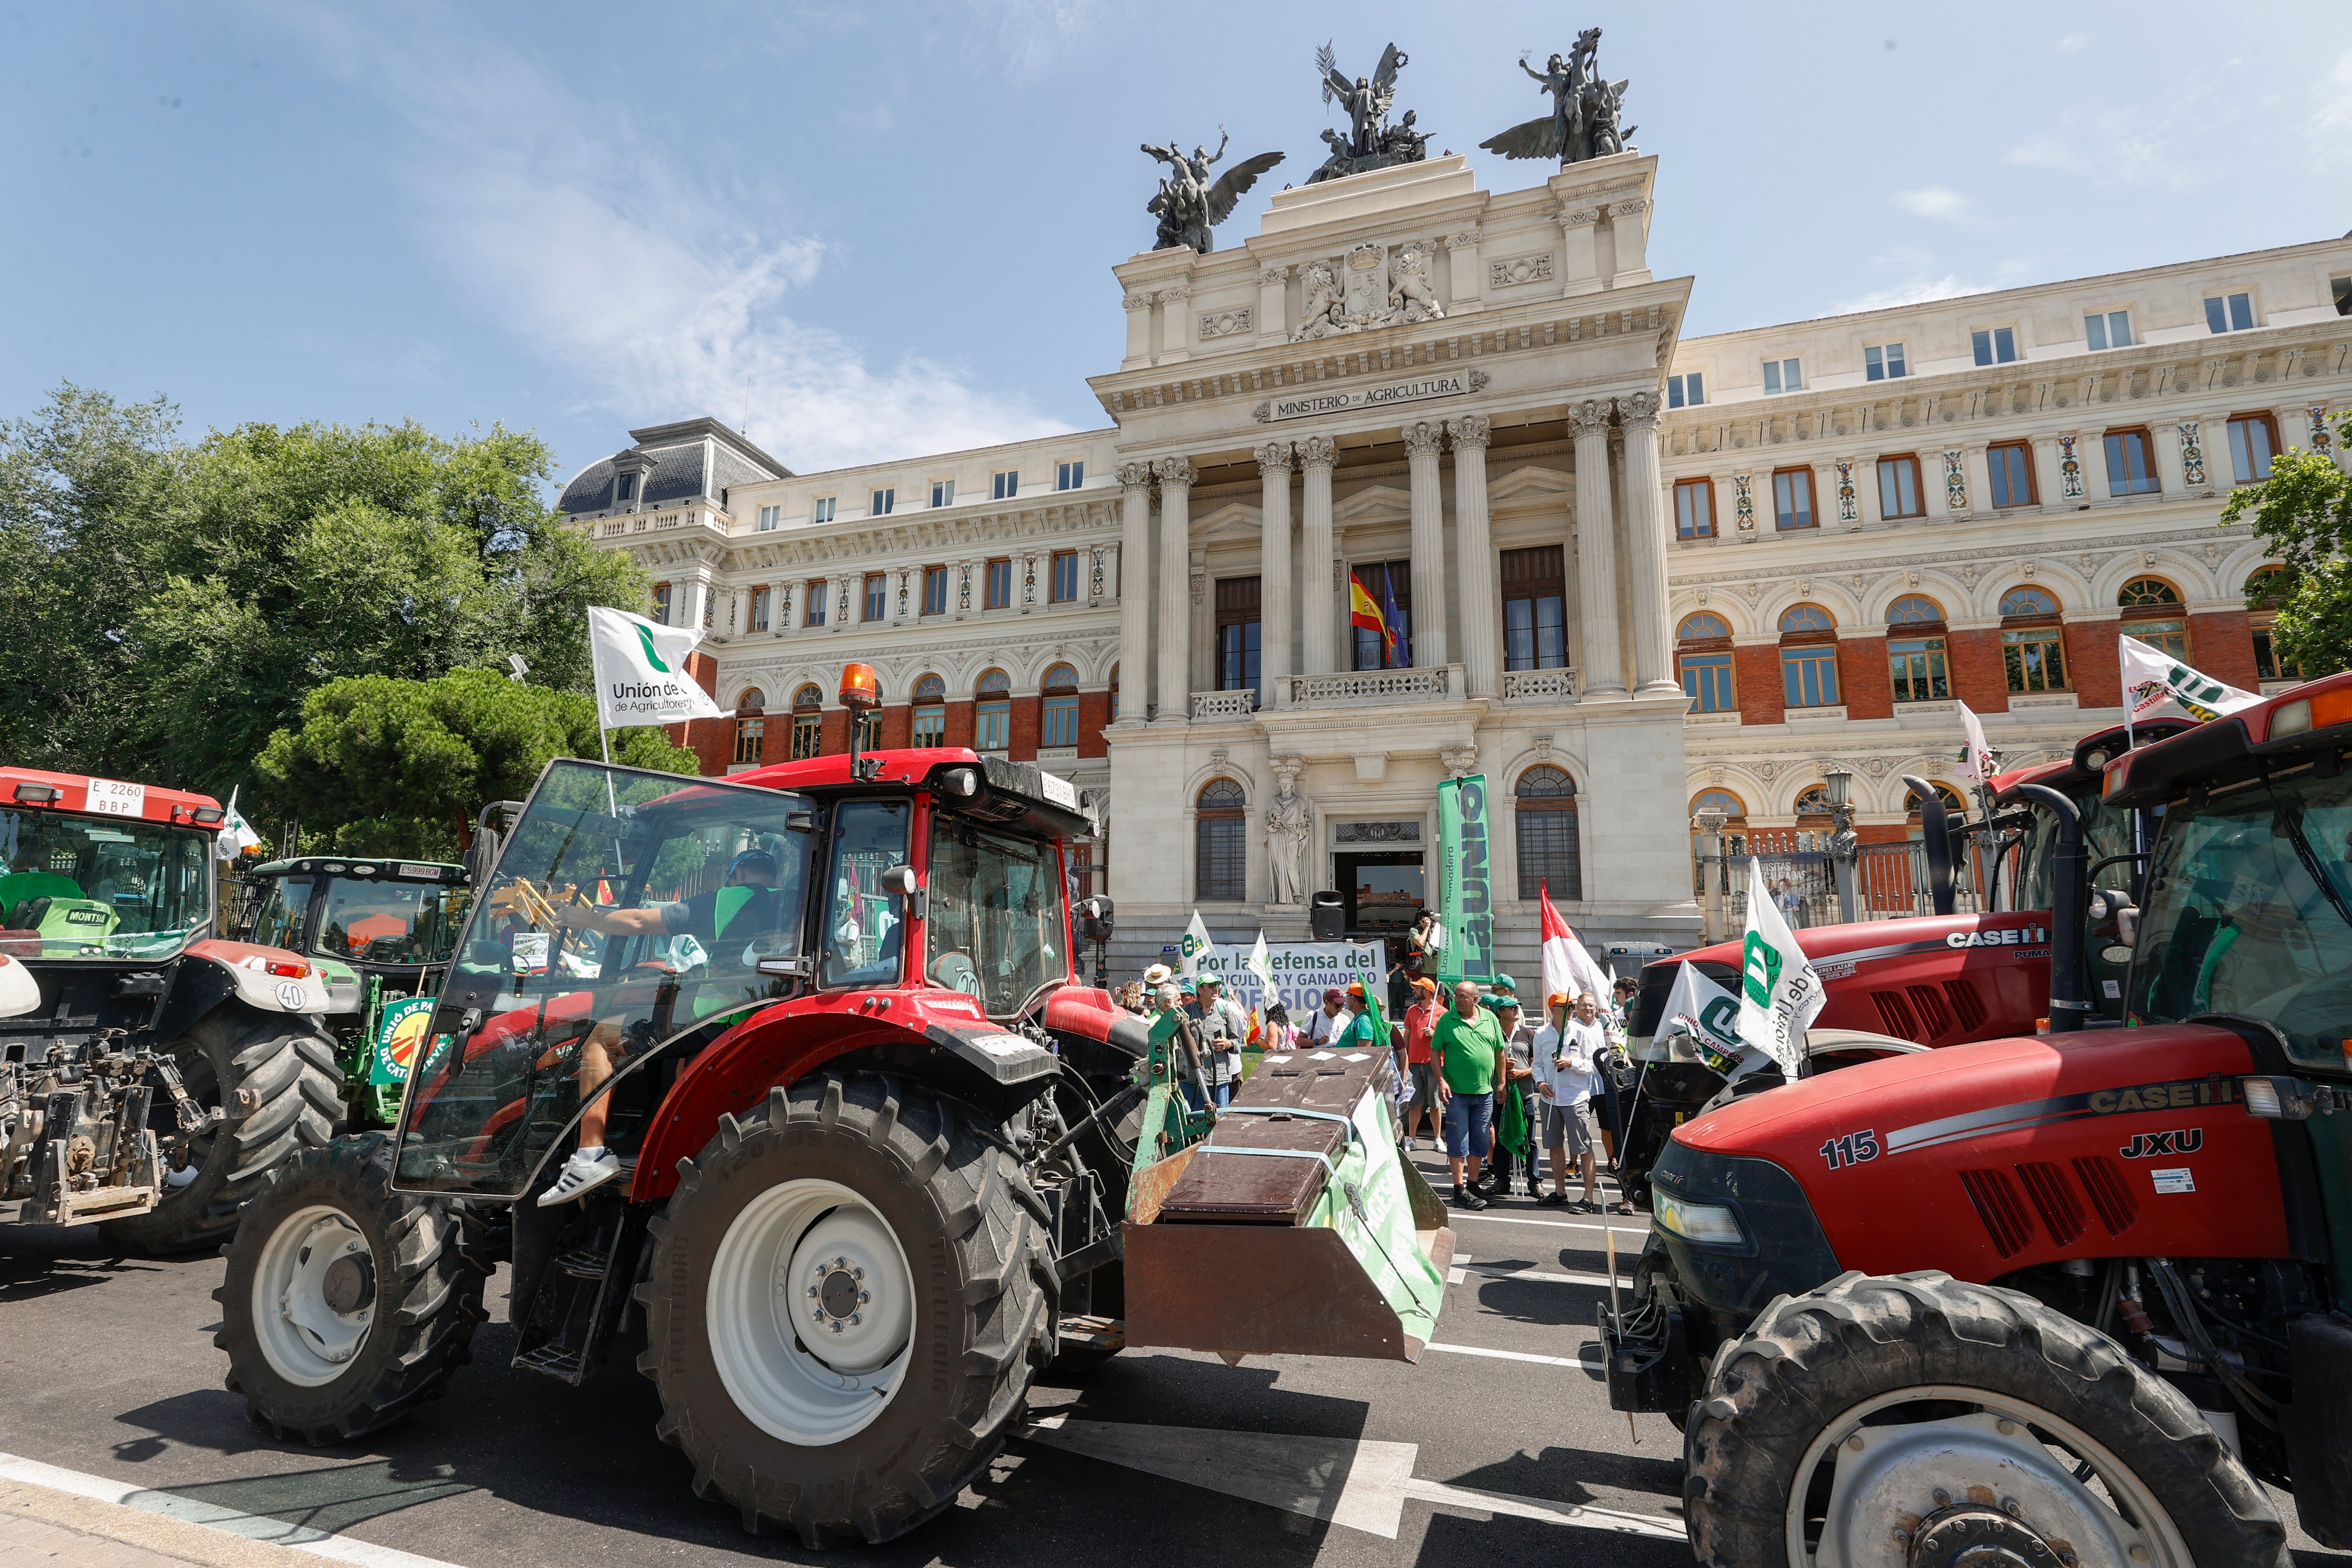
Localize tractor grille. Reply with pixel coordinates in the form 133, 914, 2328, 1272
1907, 986, 1955, 1040
1943, 977, 1988, 1034
1870, 990, 1919, 1040
2072, 1154, 2141, 1236
1958, 1168, 2035, 1258
2015, 1161, 2086, 1246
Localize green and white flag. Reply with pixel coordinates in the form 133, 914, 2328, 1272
1737, 857, 1824, 1077
213, 786, 264, 862
1661, 960, 1771, 1081
1178, 909, 1214, 977
588, 605, 725, 730
2119, 634, 2260, 729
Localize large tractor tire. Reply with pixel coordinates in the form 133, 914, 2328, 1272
641, 1072, 1057, 1547
1685, 1270, 2287, 1568
103, 1008, 343, 1253
215, 1133, 487, 1442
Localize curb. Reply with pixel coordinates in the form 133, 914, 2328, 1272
2, 1477, 325, 1568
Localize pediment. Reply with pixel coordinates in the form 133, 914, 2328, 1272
1487, 463, 1572, 503
1331, 482, 1410, 524
1193, 500, 1263, 538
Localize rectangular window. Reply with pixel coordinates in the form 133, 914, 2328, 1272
1216, 576, 1263, 703
1056, 460, 1084, 492
1050, 550, 1079, 603
1500, 545, 1568, 671
922, 565, 948, 615
1679, 652, 1735, 713
1864, 342, 1907, 381
1667, 372, 1705, 408
863, 573, 888, 622
912, 705, 946, 748
812, 496, 836, 524
805, 580, 827, 627
1351, 559, 1413, 670
2002, 628, 2068, 692
1888, 637, 1950, 702
1876, 455, 1923, 519
1761, 357, 1804, 395
2128, 617, 2190, 661
733, 717, 764, 766
748, 586, 771, 632
1988, 442, 2037, 508
2227, 414, 2277, 484
617, 472, 638, 502
984, 558, 1012, 610
869, 487, 894, 516
1773, 468, 1816, 530
1971, 327, 2019, 366
1041, 695, 1079, 748
1674, 478, 1715, 539
975, 698, 1009, 752
2104, 429, 2160, 495
2084, 310, 2133, 351
2254, 629, 2301, 684
1781, 646, 1840, 708
651, 582, 672, 624
756, 504, 781, 532
2204, 292, 2256, 334
790, 713, 822, 760
990, 470, 1017, 501
930, 478, 954, 509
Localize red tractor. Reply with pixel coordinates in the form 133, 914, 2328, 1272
215, 675, 1450, 1546
1602, 671, 2352, 1565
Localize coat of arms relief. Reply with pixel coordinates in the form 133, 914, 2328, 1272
1291, 239, 1447, 342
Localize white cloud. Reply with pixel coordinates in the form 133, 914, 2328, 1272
2056, 32, 2090, 54
2311, 47, 2352, 171
2005, 102, 2205, 191
1833, 274, 1986, 315
1893, 186, 1972, 222
264, 1, 1067, 474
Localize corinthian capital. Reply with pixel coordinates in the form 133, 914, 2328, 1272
1115, 461, 1155, 491
1297, 435, 1339, 470
1402, 420, 1446, 459
1570, 399, 1615, 438
1559, 205, 1600, 227
1155, 455, 1196, 487
1615, 391, 1662, 428
1253, 440, 1295, 475
1446, 414, 1492, 451
1121, 293, 1154, 311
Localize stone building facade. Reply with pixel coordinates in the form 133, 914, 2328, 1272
559, 149, 2352, 974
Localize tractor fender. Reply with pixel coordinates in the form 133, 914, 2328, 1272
628, 988, 1060, 1204
184, 939, 333, 1016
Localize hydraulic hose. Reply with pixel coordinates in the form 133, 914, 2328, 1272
2013, 783, 2090, 1031
1902, 774, 1957, 916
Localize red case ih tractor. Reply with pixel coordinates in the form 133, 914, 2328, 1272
0, 768, 343, 1249
215, 677, 1450, 1547
1602, 673, 2352, 1566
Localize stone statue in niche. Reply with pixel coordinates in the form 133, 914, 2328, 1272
1481, 28, 1635, 167
1305, 41, 1429, 184
1141, 127, 1284, 254
1266, 760, 1312, 906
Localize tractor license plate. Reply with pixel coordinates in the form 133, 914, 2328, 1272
85, 780, 147, 817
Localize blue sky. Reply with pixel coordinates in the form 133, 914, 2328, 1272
6, 1, 2348, 487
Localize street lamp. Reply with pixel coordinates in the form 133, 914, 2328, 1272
1821, 767, 1860, 923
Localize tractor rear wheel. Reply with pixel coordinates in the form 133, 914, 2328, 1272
641, 1072, 1057, 1546
215, 1133, 487, 1442
1685, 1270, 2287, 1568
103, 1008, 343, 1253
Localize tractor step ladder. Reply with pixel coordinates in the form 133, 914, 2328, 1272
512, 1210, 646, 1385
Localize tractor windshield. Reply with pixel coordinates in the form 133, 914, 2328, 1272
0, 809, 213, 961
392, 761, 815, 1198
925, 817, 1067, 1017
2127, 765, 2352, 1070
2013, 778, 2133, 911
313, 876, 470, 967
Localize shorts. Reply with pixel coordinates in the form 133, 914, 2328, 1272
1443, 1090, 1493, 1159
1542, 1098, 1598, 1157
1408, 1060, 1441, 1111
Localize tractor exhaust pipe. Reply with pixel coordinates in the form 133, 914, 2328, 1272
1901, 774, 1958, 917
2013, 782, 2090, 1032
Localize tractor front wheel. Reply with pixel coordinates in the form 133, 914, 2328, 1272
1685, 1270, 2287, 1568
641, 1072, 1056, 1546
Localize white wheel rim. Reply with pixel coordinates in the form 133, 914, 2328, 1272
706, 1178, 915, 1446
251, 1204, 375, 1387
1787, 1385, 2195, 1568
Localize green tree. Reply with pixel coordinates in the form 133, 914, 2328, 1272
2221, 412, 2352, 678
256, 669, 695, 859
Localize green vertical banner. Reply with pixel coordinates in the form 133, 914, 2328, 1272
1434, 773, 1494, 984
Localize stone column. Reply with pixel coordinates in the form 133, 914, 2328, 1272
1121, 293, 1153, 369
1607, 197, 1653, 284
1189, 549, 1213, 695
1155, 456, 1194, 721
1158, 287, 1192, 363
1403, 421, 1449, 670
1116, 463, 1154, 716
1445, 230, 1483, 315
1572, 399, 1625, 699
1255, 440, 1295, 694
1255, 267, 1289, 346
1559, 204, 1603, 295
1298, 436, 1339, 675
1616, 393, 1678, 696
1448, 415, 1499, 698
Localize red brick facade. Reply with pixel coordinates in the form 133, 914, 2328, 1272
2065, 621, 2122, 709
1947, 628, 2010, 715
1078, 691, 1112, 757
1841, 635, 1894, 720
1733, 644, 1783, 726
2189, 609, 2260, 689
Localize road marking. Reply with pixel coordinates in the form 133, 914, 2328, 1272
1019, 1416, 1682, 1541
1424, 1341, 1603, 1370
1461, 1261, 1616, 1287
0, 1454, 468, 1568
1446, 1210, 1649, 1241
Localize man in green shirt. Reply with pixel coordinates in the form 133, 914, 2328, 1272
1431, 979, 1503, 1209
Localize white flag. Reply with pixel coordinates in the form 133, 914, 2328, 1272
588, 606, 725, 730
214, 785, 264, 863
1659, 960, 1773, 1081
1957, 701, 1998, 787
1245, 929, 1273, 989
2119, 635, 2261, 727
1178, 909, 1215, 977
1736, 857, 1825, 1077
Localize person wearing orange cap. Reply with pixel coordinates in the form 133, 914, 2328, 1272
1399, 975, 1441, 1151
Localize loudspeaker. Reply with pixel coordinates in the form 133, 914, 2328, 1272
1308, 891, 1346, 940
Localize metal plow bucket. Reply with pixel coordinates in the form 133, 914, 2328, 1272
1122, 1044, 1454, 1362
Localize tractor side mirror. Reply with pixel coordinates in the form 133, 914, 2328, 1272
878, 864, 924, 920
1073, 896, 1116, 943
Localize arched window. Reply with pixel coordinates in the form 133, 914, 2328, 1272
1778, 605, 1840, 708
1196, 779, 1248, 902
789, 684, 823, 760
2119, 577, 2188, 660
793, 684, 822, 708
1041, 664, 1080, 748
2246, 566, 2299, 682
2000, 587, 2060, 618
2000, 586, 2067, 693
1904, 780, 1967, 816
2118, 576, 2181, 608
1885, 595, 1943, 626
1690, 788, 1747, 822
1678, 612, 1734, 713
1795, 784, 1835, 827
912, 673, 947, 748
1885, 596, 1949, 702
1678, 612, 1732, 641
738, 687, 767, 711
975, 669, 1012, 752
1515, 766, 1580, 901
733, 689, 767, 767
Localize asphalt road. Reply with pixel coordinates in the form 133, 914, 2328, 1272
1, 1154, 2344, 1568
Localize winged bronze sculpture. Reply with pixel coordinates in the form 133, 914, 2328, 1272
1305, 40, 1429, 185
1142, 127, 1284, 254
1481, 28, 1634, 167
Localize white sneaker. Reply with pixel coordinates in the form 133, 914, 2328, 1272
538, 1147, 622, 1206
1401, 1137, 1415, 1152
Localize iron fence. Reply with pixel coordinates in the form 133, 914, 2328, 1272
1697, 833, 1989, 931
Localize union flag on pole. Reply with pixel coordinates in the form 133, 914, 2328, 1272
1539, 881, 1611, 1006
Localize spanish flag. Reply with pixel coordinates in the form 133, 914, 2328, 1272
1350, 573, 1401, 662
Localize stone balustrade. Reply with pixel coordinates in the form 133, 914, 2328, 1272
1501, 667, 1577, 702
1282, 664, 1457, 707
1190, 688, 1259, 720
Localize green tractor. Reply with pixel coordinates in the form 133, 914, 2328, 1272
240, 857, 473, 1128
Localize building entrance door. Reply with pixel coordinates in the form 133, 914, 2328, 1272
1335, 851, 1424, 936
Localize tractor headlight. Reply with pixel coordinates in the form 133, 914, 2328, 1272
1653, 1189, 1746, 1247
